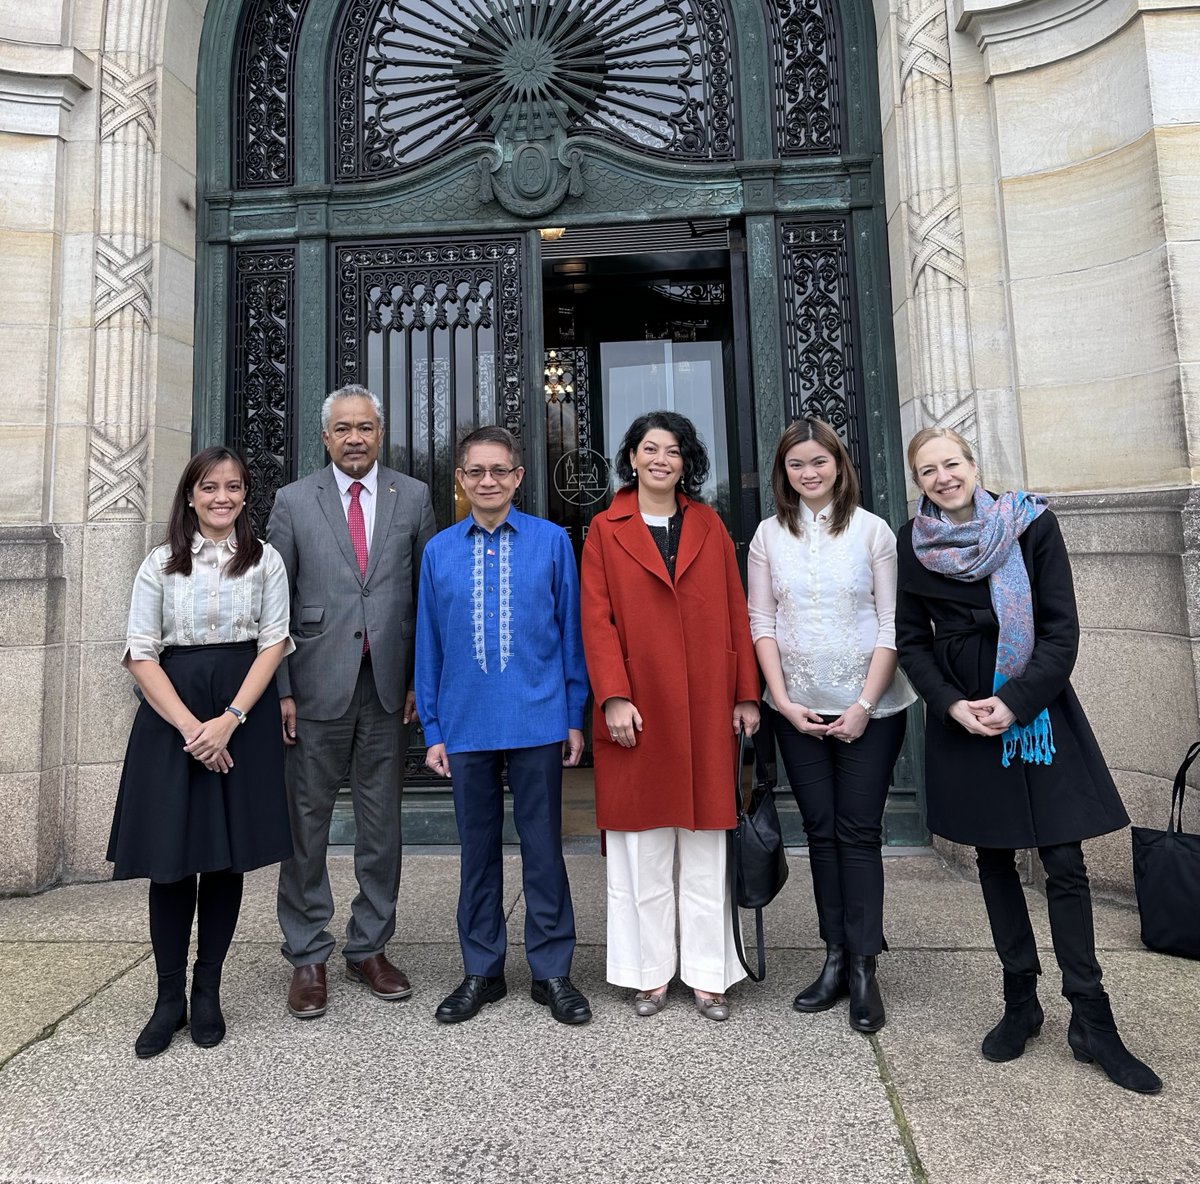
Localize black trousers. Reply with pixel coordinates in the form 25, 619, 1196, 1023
975, 842, 1103, 999
148, 871, 244, 980
771, 706, 906, 956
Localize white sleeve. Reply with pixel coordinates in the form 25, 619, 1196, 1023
746, 520, 777, 642
123, 549, 166, 664
256, 543, 296, 656
867, 517, 900, 651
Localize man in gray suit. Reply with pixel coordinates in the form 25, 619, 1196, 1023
268, 384, 436, 1018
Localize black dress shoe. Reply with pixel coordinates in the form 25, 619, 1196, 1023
981, 970, 1043, 1063
1067, 992, 1162, 1094
531, 976, 592, 1025
190, 961, 226, 1048
435, 975, 507, 1024
847, 953, 885, 1033
135, 970, 188, 1059
793, 945, 849, 1013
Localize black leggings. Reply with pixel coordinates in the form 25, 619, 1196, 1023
975, 843, 1103, 999
148, 871, 245, 978
771, 706, 907, 955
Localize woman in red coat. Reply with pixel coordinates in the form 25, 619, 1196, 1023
581, 411, 760, 1021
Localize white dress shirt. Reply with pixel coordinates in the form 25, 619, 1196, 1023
748, 505, 915, 717
332, 461, 378, 552
124, 533, 295, 663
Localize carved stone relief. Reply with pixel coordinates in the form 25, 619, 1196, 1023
896, 0, 977, 454
88, 0, 165, 522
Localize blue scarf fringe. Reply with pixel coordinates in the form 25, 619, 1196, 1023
1001, 711, 1055, 768
994, 672, 1055, 768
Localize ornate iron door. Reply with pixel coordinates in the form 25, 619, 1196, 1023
331, 235, 533, 526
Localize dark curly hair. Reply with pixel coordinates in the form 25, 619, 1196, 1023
615, 411, 710, 499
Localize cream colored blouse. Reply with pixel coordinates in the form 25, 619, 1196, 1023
124, 534, 294, 664
748, 506, 916, 717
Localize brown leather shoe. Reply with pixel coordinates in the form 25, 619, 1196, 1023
346, 952, 413, 1001
287, 963, 327, 1019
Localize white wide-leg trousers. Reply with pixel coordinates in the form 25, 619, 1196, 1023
605, 826, 746, 994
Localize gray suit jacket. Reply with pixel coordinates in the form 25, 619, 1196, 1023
268, 464, 437, 720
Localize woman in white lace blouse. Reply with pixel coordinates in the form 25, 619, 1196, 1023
748, 418, 914, 1032
107, 446, 294, 1059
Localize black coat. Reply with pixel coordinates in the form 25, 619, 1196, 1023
895, 509, 1129, 848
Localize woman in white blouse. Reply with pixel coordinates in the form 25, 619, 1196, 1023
107, 446, 293, 1058
748, 418, 915, 1032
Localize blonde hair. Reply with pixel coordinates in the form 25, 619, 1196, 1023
907, 427, 976, 481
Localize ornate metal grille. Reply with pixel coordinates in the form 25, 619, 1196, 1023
768, 0, 843, 157
333, 0, 736, 180
230, 247, 297, 533
777, 218, 864, 474
233, 0, 310, 188
334, 237, 527, 527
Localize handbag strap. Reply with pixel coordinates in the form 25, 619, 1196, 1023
729, 885, 766, 983
1170, 740, 1200, 833
728, 725, 765, 982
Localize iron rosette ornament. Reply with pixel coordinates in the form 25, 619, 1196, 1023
335, 0, 737, 214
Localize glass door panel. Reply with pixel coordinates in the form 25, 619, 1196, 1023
600, 339, 732, 521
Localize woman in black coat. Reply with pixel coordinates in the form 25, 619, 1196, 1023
895, 427, 1160, 1094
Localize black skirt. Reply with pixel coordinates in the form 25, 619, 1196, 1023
107, 641, 293, 881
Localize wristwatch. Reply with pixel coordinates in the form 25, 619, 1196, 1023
225, 705, 248, 725
856, 697, 877, 717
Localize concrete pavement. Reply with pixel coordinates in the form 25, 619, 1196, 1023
0, 849, 1197, 1184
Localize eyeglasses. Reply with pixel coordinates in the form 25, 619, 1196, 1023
459, 466, 519, 482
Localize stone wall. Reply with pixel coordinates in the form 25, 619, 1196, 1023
0, 0, 205, 892
1, 0, 1198, 895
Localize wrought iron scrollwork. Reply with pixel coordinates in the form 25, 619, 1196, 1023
778, 218, 863, 472
234, 0, 310, 188
767, 0, 843, 157
334, 237, 527, 525
231, 248, 297, 533
333, 0, 737, 180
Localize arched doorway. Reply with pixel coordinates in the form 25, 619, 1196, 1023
194, 0, 923, 844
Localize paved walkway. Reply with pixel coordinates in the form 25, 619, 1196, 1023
1, 850, 1197, 1184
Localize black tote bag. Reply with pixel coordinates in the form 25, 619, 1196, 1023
729, 723, 789, 982
1131, 739, 1200, 960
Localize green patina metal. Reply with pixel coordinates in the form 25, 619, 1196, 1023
194, 0, 926, 844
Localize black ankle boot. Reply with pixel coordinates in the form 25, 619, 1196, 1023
847, 954, 885, 1033
1067, 993, 1161, 1094
190, 961, 226, 1048
793, 945, 849, 1013
135, 970, 187, 1059
981, 971, 1044, 1062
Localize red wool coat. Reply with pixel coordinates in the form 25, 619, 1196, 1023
581, 488, 760, 832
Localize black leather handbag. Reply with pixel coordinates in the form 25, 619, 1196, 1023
1131, 739, 1200, 960
728, 724, 789, 982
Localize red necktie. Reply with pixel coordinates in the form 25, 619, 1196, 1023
348, 481, 369, 652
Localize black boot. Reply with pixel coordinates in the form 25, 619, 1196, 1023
190, 961, 226, 1048
847, 954, 885, 1033
135, 970, 188, 1059
1067, 993, 1161, 1094
981, 971, 1044, 1062
793, 945, 849, 1013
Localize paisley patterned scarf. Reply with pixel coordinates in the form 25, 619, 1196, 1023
911, 487, 1054, 767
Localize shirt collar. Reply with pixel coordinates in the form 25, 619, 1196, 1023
190, 531, 238, 554
465, 506, 521, 536
333, 462, 379, 497
800, 501, 831, 525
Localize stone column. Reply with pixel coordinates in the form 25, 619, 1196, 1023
0, 39, 96, 891
894, 0, 979, 452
